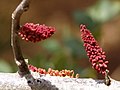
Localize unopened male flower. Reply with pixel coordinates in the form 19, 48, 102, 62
28, 64, 38, 72
80, 24, 109, 76
18, 23, 55, 42
28, 65, 79, 78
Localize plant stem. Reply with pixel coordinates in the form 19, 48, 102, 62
11, 0, 31, 77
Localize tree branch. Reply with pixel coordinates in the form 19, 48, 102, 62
0, 72, 120, 90
9, 0, 120, 90
11, 0, 31, 76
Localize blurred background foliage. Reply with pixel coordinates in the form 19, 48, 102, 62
0, 0, 120, 80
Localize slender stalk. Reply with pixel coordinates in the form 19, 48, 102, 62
11, 0, 31, 77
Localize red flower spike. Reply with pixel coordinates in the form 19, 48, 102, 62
80, 24, 109, 76
18, 23, 55, 43
28, 65, 80, 78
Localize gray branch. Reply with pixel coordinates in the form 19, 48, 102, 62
11, 0, 31, 76
9, 0, 120, 90
0, 72, 120, 90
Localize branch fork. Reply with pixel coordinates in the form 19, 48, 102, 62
10, 0, 117, 89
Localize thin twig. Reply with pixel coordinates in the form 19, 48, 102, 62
11, 0, 31, 77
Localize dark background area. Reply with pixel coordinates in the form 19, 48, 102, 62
0, 0, 120, 80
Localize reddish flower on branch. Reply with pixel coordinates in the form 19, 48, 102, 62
28, 64, 38, 72
18, 23, 55, 42
80, 24, 109, 76
28, 65, 79, 78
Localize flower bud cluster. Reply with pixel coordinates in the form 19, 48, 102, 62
80, 24, 109, 75
18, 23, 55, 42
28, 65, 79, 78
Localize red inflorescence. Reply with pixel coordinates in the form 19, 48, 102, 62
28, 65, 79, 78
80, 24, 109, 76
18, 23, 55, 42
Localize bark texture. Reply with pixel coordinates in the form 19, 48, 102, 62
0, 72, 120, 90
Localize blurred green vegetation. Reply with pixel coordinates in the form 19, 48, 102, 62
0, 59, 12, 72
0, 0, 120, 79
